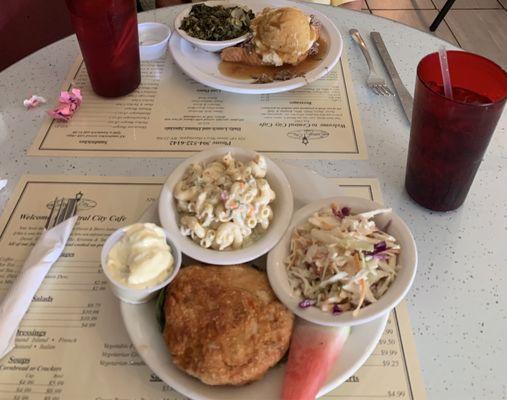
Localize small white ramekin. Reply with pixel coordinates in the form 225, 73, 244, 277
101, 225, 181, 304
138, 22, 171, 61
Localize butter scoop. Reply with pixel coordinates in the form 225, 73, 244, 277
107, 223, 173, 288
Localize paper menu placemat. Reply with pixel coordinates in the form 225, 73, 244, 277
28, 51, 367, 159
0, 175, 425, 400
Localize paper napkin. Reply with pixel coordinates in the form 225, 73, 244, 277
0, 179, 6, 191
0, 215, 77, 359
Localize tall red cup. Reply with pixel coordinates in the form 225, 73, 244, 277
405, 51, 507, 211
66, 0, 141, 97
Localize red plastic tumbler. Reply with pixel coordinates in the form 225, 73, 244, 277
405, 51, 507, 211
66, 0, 141, 97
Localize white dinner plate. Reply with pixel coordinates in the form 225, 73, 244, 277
120, 163, 388, 400
168, 0, 343, 94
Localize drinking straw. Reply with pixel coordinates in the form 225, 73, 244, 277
438, 47, 453, 100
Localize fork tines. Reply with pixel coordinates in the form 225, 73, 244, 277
45, 192, 82, 230
371, 84, 395, 96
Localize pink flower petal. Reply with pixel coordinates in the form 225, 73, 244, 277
48, 88, 82, 121
23, 95, 47, 109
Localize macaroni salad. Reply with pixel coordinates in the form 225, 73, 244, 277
286, 203, 400, 316
174, 152, 276, 250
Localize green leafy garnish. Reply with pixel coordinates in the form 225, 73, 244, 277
155, 288, 166, 332
180, 4, 255, 41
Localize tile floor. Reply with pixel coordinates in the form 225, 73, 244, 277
362, 0, 507, 68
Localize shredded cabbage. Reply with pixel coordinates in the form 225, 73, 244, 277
285, 203, 400, 316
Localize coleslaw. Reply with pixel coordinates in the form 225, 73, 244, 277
285, 203, 400, 316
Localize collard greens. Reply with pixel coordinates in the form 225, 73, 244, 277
180, 4, 255, 41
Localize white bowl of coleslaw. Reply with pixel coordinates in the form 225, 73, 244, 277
159, 147, 294, 265
267, 196, 417, 327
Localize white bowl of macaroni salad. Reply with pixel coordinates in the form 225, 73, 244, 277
267, 196, 417, 327
159, 147, 294, 265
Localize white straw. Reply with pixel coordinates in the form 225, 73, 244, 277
438, 47, 453, 100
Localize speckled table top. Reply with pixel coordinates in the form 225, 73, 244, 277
0, 4, 506, 400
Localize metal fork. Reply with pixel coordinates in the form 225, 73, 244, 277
349, 29, 394, 96
45, 192, 82, 229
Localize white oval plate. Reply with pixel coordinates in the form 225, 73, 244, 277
121, 298, 387, 400
168, 0, 343, 94
121, 163, 388, 400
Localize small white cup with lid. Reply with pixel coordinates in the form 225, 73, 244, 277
138, 22, 171, 61
101, 224, 181, 304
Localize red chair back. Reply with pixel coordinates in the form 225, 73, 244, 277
0, 0, 74, 71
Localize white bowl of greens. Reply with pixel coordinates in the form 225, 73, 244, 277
174, 1, 254, 53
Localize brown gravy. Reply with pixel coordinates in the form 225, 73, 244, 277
218, 38, 328, 82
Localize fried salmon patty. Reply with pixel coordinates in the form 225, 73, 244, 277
163, 264, 294, 385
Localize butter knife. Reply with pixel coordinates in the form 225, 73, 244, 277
370, 32, 413, 123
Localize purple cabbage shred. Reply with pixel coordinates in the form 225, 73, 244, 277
331, 205, 351, 219
373, 241, 387, 253
366, 241, 388, 257
298, 299, 316, 308
331, 204, 342, 219
332, 304, 342, 315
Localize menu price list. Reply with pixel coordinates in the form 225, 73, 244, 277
0, 176, 425, 399
0, 363, 64, 400
328, 311, 416, 400
29, 53, 367, 159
